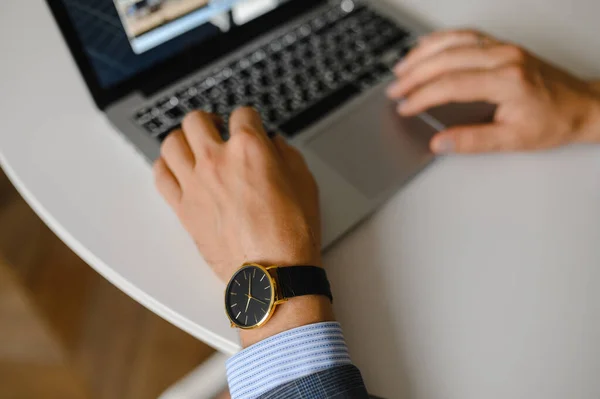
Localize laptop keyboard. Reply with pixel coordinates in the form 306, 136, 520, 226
133, 2, 414, 140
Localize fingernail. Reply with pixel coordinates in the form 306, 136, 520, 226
396, 100, 411, 115
393, 61, 407, 74
432, 137, 455, 154
386, 82, 401, 97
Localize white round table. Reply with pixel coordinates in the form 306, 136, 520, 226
1, 0, 599, 398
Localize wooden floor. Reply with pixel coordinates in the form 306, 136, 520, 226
0, 169, 215, 399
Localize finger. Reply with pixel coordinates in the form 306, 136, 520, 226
228, 106, 269, 142
181, 110, 223, 155
398, 69, 507, 116
387, 44, 517, 99
430, 124, 515, 154
395, 29, 497, 75
160, 129, 195, 177
153, 156, 182, 205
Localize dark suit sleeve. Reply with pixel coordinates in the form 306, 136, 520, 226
257, 365, 376, 399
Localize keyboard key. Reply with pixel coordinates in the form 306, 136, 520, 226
135, 108, 152, 121
221, 77, 239, 90
203, 103, 216, 113
258, 92, 272, 106
208, 87, 222, 99
269, 50, 283, 62
221, 92, 240, 106
157, 97, 175, 109
290, 74, 306, 85
325, 7, 341, 22
309, 35, 324, 48
279, 84, 359, 136
165, 106, 185, 119
186, 95, 207, 109
271, 66, 286, 78
281, 50, 294, 62
311, 16, 326, 31
356, 64, 390, 89
238, 58, 251, 70
222, 67, 233, 79
175, 87, 192, 98
323, 70, 339, 85
253, 75, 271, 87
204, 77, 217, 88
215, 103, 232, 116
252, 60, 267, 74
302, 48, 315, 59
252, 50, 266, 62
309, 79, 327, 94
268, 83, 287, 96
269, 40, 283, 53
288, 58, 303, 69
143, 118, 164, 134
283, 33, 297, 46
265, 108, 281, 124
278, 99, 295, 113
297, 24, 311, 38
237, 83, 259, 96
237, 68, 251, 79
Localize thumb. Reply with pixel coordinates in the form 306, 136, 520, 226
430, 124, 513, 154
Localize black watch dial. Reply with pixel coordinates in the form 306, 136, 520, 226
225, 265, 274, 328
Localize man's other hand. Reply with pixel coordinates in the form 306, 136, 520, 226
387, 29, 600, 154
153, 107, 321, 283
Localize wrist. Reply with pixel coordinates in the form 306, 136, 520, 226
239, 295, 335, 347
222, 240, 322, 284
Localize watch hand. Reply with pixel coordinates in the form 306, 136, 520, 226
245, 294, 251, 313
250, 297, 267, 305
249, 274, 252, 298
245, 294, 265, 304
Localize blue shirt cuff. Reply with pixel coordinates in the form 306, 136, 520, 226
226, 322, 352, 399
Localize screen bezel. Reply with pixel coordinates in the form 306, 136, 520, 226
45, 0, 326, 110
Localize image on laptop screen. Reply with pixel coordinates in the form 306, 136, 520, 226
113, 0, 246, 54
61, 0, 287, 88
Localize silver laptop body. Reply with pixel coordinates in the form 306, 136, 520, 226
49, 0, 493, 247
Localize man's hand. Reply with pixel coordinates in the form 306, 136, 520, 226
153, 107, 321, 283
387, 29, 600, 154
154, 107, 332, 347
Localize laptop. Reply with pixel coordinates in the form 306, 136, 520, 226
46, 0, 493, 247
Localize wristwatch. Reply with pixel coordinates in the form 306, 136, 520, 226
224, 263, 333, 329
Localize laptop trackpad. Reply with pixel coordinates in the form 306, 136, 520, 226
306, 91, 436, 199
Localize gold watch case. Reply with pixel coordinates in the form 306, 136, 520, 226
224, 263, 288, 330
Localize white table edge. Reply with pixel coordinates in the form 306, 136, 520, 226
0, 152, 239, 356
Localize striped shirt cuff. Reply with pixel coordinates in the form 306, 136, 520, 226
226, 322, 352, 399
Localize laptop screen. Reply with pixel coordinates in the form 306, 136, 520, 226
60, 0, 290, 89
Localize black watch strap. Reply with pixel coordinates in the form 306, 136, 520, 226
276, 266, 333, 303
